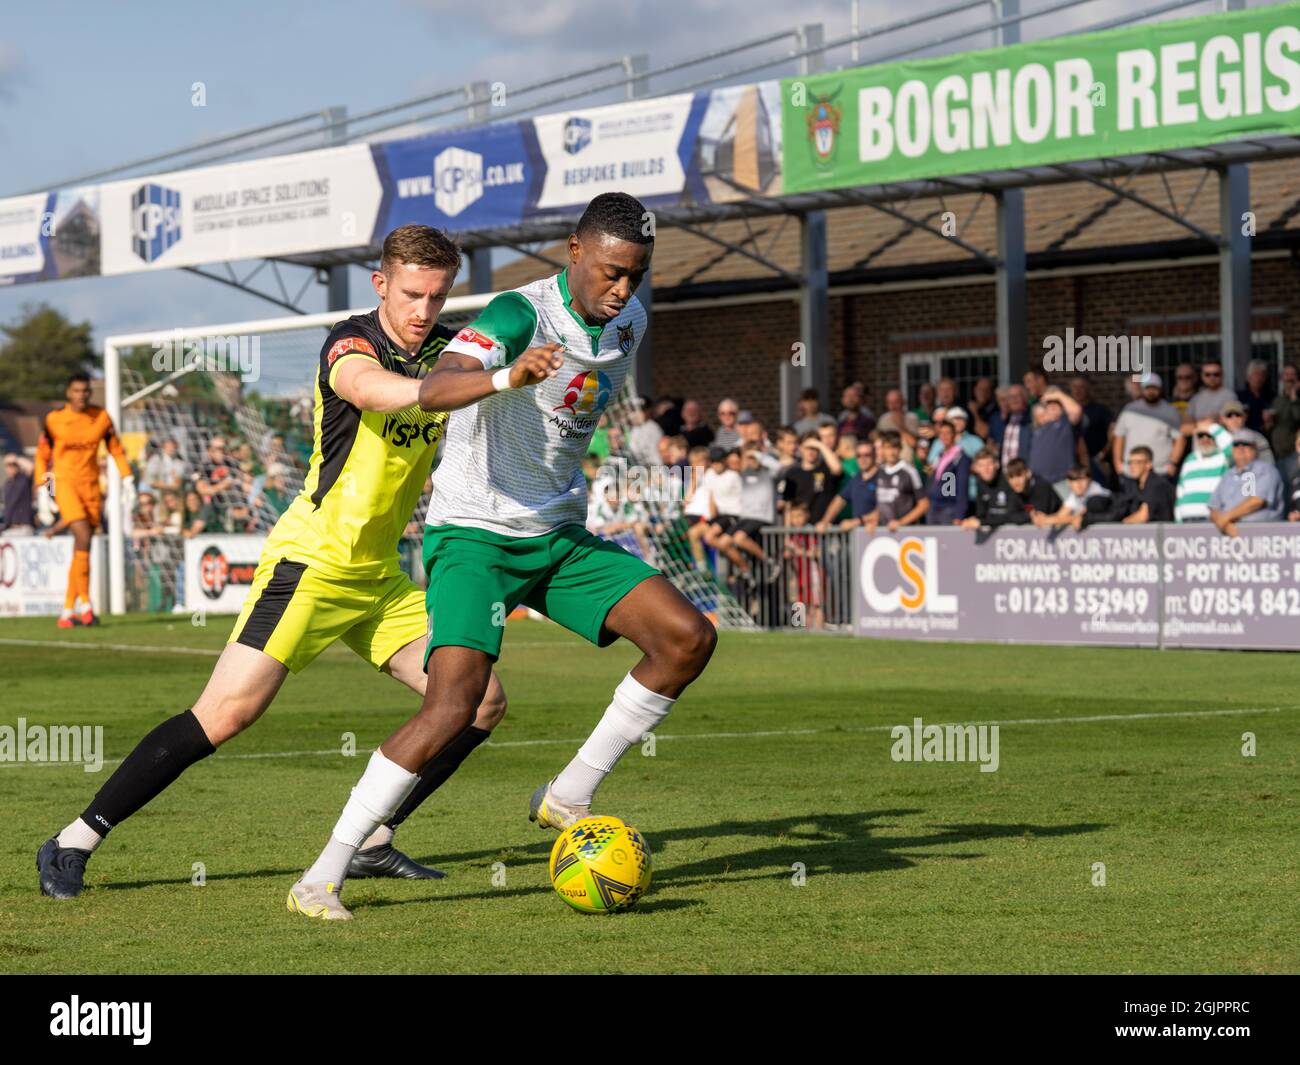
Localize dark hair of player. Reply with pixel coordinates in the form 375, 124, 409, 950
66, 372, 91, 387
575, 192, 654, 245
381, 224, 462, 276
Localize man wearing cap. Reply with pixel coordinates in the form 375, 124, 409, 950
1218, 398, 1274, 464
1208, 431, 1284, 536
1113, 372, 1184, 479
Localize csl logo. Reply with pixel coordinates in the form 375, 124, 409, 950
199, 546, 257, 600
860, 536, 957, 614
131, 183, 182, 263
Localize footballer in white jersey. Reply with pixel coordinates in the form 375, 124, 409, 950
292, 193, 717, 919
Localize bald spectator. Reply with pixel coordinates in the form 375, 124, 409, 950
1113, 373, 1183, 478
792, 388, 836, 437
1185, 360, 1235, 424
680, 400, 713, 449
713, 398, 742, 450
1209, 432, 1284, 536
989, 384, 1033, 466
876, 388, 922, 458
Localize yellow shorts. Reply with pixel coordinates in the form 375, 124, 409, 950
226, 556, 426, 674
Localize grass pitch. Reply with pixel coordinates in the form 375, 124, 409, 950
1, 615, 1296, 974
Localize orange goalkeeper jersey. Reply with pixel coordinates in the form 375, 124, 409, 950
34, 404, 131, 490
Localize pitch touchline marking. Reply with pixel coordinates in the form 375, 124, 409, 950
0, 637, 556, 652
2, 705, 1292, 769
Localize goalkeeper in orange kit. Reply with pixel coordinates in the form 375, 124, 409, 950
34, 372, 133, 627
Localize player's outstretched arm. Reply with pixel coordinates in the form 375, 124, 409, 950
417, 344, 564, 412
333, 359, 425, 414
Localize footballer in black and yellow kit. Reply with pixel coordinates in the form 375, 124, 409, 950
38, 226, 507, 903
229, 310, 452, 672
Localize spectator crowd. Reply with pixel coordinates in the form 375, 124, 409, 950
582, 360, 1300, 625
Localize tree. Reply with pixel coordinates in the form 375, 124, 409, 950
0, 303, 97, 406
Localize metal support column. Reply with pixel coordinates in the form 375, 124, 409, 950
1218, 163, 1251, 393
993, 1, 1026, 387
325, 106, 349, 311
794, 23, 829, 422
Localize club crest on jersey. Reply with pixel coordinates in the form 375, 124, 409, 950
617, 322, 635, 354
553, 370, 611, 417
327, 336, 377, 367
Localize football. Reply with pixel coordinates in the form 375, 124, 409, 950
548, 816, 652, 914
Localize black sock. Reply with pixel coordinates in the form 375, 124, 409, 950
385, 726, 491, 831
81, 709, 216, 835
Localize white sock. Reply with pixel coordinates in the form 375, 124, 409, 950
551, 674, 675, 807
57, 817, 104, 852
361, 824, 395, 850
302, 751, 417, 886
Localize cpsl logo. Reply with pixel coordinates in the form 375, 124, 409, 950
131, 183, 181, 263
553, 370, 612, 417
860, 536, 957, 614
380, 411, 446, 449
199, 545, 257, 600
563, 116, 592, 154
50, 997, 151, 1045
804, 88, 843, 168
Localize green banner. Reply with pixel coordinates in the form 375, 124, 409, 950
782, 4, 1300, 193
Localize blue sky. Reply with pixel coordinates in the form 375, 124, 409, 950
0, 0, 1227, 347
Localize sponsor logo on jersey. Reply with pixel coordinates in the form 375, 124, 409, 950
326, 336, 378, 367
454, 327, 497, 352
553, 370, 611, 417
199, 545, 258, 600
379, 411, 446, 449
616, 322, 635, 354
131, 183, 182, 263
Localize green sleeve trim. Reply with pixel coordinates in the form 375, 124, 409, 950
469, 291, 538, 365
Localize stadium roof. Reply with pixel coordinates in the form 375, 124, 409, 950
463, 156, 1300, 301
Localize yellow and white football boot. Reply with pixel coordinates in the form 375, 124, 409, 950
286, 879, 352, 921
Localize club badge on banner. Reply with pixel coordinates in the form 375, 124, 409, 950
183, 535, 266, 615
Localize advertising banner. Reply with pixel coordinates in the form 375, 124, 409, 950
183, 534, 265, 614
852, 522, 1300, 651
99, 144, 382, 275
0, 186, 101, 285
783, 4, 1300, 193
0, 535, 105, 616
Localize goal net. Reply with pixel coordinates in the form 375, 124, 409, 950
102, 296, 755, 627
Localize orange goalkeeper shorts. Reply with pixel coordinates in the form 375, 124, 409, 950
54, 481, 102, 528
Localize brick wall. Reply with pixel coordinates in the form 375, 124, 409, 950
650, 257, 1300, 427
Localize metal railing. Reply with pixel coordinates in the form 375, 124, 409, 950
751, 525, 858, 632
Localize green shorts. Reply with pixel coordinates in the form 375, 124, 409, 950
422, 523, 659, 664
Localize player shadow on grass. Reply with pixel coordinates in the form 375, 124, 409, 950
97, 810, 1106, 902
